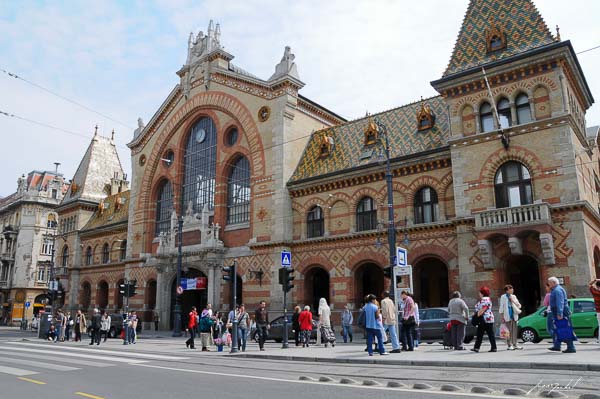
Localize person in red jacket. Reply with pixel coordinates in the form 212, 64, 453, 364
186, 306, 198, 349
298, 306, 313, 348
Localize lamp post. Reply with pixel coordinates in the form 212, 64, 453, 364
374, 119, 397, 302
172, 216, 184, 337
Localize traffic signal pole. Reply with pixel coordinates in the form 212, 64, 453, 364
230, 260, 238, 353
282, 287, 289, 349
278, 267, 294, 349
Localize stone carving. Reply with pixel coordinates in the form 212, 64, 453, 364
539, 233, 556, 265
269, 46, 300, 81
186, 20, 222, 66
508, 237, 523, 255
156, 232, 170, 256
133, 117, 145, 138
477, 239, 494, 269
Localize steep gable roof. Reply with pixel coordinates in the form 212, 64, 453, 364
443, 0, 556, 77
289, 96, 450, 184
61, 131, 124, 206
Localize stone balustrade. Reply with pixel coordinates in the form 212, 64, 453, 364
474, 202, 551, 229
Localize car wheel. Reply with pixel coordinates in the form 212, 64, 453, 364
520, 327, 539, 343
463, 336, 474, 344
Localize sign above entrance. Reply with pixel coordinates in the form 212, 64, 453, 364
180, 277, 207, 290
281, 251, 292, 268
396, 247, 408, 267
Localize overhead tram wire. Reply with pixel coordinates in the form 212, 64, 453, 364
0, 67, 133, 130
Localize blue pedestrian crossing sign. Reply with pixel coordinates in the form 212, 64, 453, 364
281, 250, 292, 268
396, 246, 408, 267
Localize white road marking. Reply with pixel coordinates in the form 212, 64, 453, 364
0, 346, 147, 364
0, 352, 113, 367
133, 363, 511, 398
0, 356, 80, 371
5, 341, 187, 361
0, 365, 38, 376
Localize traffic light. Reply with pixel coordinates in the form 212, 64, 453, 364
223, 263, 236, 281
119, 282, 127, 296
127, 280, 137, 297
383, 266, 393, 279
278, 267, 294, 293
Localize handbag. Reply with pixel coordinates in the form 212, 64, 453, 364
402, 316, 415, 326
471, 313, 483, 327
554, 317, 577, 341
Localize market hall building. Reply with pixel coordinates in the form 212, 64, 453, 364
66, 0, 599, 328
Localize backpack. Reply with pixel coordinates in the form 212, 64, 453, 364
199, 315, 213, 332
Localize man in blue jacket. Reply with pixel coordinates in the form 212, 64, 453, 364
547, 276, 576, 353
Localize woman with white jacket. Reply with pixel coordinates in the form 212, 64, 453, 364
499, 284, 522, 350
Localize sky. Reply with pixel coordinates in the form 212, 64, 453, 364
1, 0, 599, 197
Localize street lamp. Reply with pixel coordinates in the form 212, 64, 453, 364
172, 216, 184, 337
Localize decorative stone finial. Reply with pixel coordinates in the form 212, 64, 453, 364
94, 125, 98, 136
111, 129, 115, 140
556, 25, 561, 42
269, 46, 300, 81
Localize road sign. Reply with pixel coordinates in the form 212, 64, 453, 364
396, 246, 408, 267
281, 251, 292, 268
176, 286, 184, 295
25, 301, 31, 308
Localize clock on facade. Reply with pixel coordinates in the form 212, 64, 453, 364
195, 128, 206, 143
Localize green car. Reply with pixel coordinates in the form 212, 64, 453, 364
518, 298, 598, 343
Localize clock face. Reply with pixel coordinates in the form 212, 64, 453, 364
195, 128, 206, 143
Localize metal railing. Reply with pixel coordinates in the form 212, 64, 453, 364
474, 203, 550, 229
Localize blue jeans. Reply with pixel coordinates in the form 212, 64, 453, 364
385, 323, 400, 350
342, 325, 353, 343
55, 325, 61, 341
366, 328, 386, 355
546, 313, 554, 338
238, 328, 247, 351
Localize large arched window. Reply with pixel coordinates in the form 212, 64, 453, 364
182, 117, 217, 213
61, 246, 69, 267
85, 246, 92, 265
155, 180, 173, 235
414, 186, 439, 224
227, 156, 251, 224
307, 206, 324, 238
356, 197, 377, 232
102, 243, 110, 264
515, 93, 532, 124
494, 161, 533, 208
480, 102, 494, 132
497, 97, 511, 128
120, 240, 127, 261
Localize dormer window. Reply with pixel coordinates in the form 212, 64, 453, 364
416, 103, 435, 131
318, 132, 334, 158
364, 118, 378, 146
485, 22, 506, 53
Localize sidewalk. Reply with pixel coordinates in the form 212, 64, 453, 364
233, 340, 600, 372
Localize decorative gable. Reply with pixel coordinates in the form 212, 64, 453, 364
416, 102, 436, 131
485, 20, 506, 53
319, 131, 334, 158
364, 117, 378, 146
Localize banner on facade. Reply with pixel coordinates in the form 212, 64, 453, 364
180, 277, 207, 290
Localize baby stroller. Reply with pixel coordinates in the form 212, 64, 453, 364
320, 325, 336, 347
443, 322, 453, 350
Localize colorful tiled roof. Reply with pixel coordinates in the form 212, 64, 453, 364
81, 191, 129, 232
289, 96, 450, 183
443, 0, 555, 77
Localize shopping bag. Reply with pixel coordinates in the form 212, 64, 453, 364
554, 318, 577, 341
499, 323, 510, 339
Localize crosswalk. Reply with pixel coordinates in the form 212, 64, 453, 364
0, 341, 188, 377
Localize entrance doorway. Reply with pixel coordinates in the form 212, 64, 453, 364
304, 267, 330, 311
170, 268, 208, 330
81, 282, 91, 311
505, 255, 540, 315
354, 263, 383, 307
413, 258, 449, 308
97, 281, 109, 310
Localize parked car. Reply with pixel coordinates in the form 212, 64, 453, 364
518, 298, 598, 343
417, 307, 476, 344
87, 313, 125, 338
259, 315, 318, 343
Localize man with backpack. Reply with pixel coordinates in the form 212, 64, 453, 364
199, 307, 214, 351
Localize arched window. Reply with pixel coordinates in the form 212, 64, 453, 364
155, 180, 173, 236
356, 197, 377, 231
414, 186, 439, 224
227, 156, 251, 224
515, 93, 532, 124
497, 97, 511, 128
307, 206, 324, 238
494, 161, 533, 208
480, 102, 494, 132
120, 240, 127, 261
182, 117, 217, 213
61, 246, 69, 267
102, 243, 110, 264
85, 246, 92, 265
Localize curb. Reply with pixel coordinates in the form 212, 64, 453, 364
231, 353, 600, 372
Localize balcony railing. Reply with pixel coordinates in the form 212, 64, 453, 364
474, 203, 551, 229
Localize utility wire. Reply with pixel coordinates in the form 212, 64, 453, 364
577, 44, 600, 55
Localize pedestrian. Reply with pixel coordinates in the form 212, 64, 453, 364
153, 311, 160, 331
100, 311, 111, 342
74, 309, 86, 342
588, 278, 600, 344
364, 294, 388, 356
186, 306, 198, 349
292, 306, 301, 346
381, 291, 401, 353
47, 324, 57, 341
341, 304, 353, 343
54, 309, 63, 342
213, 311, 224, 347
543, 282, 553, 337
64, 312, 73, 341
128, 311, 138, 344
299, 305, 313, 347
400, 291, 416, 351
254, 301, 270, 351
471, 286, 497, 353
318, 298, 335, 347
199, 307, 214, 351
547, 276, 576, 353
237, 304, 250, 352
90, 308, 101, 346
447, 291, 469, 350
499, 284, 523, 350
413, 296, 421, 348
